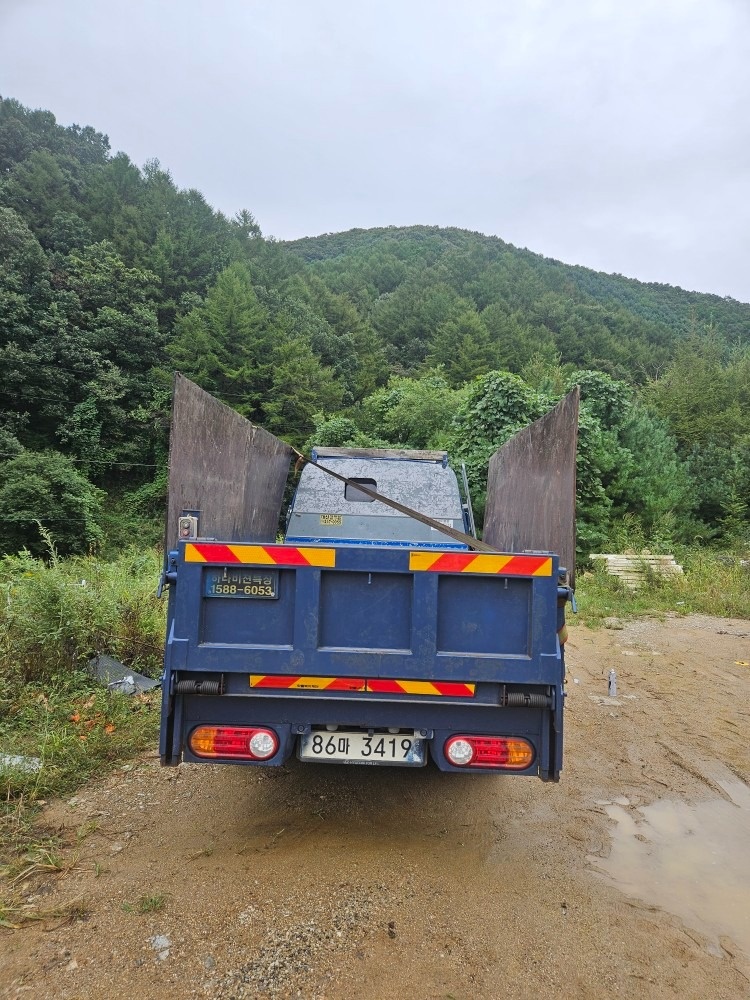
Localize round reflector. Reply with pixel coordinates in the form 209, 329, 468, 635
248, 730, 278, 760
445, 737, 475, 766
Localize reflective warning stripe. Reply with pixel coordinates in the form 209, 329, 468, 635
249, 675, 475, 697
250, 675, 365, 692
185, 544, 549, 576
409, 551, 553, 576
185, 543, 336, 567
366, 679, 476, 697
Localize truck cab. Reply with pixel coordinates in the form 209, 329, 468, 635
285, 447, 473, 549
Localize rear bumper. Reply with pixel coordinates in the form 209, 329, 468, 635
161, 690, 563, 780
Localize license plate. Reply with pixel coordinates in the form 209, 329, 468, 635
298, 731, 425, 766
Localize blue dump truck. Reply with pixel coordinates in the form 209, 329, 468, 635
159, 376, 579, 780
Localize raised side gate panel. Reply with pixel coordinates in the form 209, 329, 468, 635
482, 387, 579, 586
166, 373, 293, 547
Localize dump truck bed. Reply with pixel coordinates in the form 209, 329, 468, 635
160, 540, 565, 779
159, 377, 577, 781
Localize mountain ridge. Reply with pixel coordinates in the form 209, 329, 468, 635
283, 224, 750, 335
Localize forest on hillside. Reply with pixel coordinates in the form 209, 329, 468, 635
1, 96, 749, 560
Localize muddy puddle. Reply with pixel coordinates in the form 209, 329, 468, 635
591, 776, 750, 959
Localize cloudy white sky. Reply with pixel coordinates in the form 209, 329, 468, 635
1, 0, 749, 300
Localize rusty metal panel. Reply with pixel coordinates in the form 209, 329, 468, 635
482, 387, 579, 585
166, 374, 293, 547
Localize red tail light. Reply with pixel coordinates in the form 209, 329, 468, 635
444, 735, 535, 770
189, 726, 279, 760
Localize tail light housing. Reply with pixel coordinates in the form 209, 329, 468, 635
444, 735, 535, 770
189, 726, 279, 761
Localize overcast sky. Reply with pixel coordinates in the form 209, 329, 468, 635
2, 0, 749, 301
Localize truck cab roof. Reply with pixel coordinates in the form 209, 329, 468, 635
285, 448, 470, 549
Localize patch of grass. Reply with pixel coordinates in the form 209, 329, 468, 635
0, 546, 164, 915
0, 674, 160, 807
575, 546, 750, 626
122, 893, 167, 915
0, 546, 165, 686
0, 542, 163, 801
4, 845, 71, 887
0, 685, 158, 929
0, 894, 89, 929
0, 797, 63, 874
0, 677, 159, 921
3, 841, 66, 885
75, 819, 101, 843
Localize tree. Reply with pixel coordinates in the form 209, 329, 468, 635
428, 309, 501, 386
645, 339, 750, 540
481, 303, 556, 373
289, 273, 386, 401
1, 150, 77, 244
615, 404, 695, 542
304, 413, 390, 452
262, 339, 344, 444
371, 279, 464, 370
644, 337, 749, 450
168, 261, 271, 415
361, 370, 463, 448
0, 450, 105, 556
567, 371, 696, 548
445, 371, 548, 524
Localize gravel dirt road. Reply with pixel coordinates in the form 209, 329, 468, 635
2, 614, 750, 1000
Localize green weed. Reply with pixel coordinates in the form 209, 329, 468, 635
75, 819, 101, 842
0, 546, 165, 687
122, 893, 167, 915
0, 675, 159, 806
0, 797, 61, 872
0, 895, 88, 929
5, 846, 71, 887
575, 545, 750, 626
0, 545, 164, 907
0, 678, 159, 918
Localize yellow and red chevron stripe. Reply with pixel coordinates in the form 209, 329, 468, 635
185, 543, 335, 568
366, 679, 476, 697
250, 675, 365, 692
249, 675, 475, 697
409, 551, 552, 576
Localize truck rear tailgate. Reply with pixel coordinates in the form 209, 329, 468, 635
165, 541, 561, 692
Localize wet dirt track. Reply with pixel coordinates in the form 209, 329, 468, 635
2, 614, 750, 999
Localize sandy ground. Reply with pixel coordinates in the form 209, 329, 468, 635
2, 613, 750, 1000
